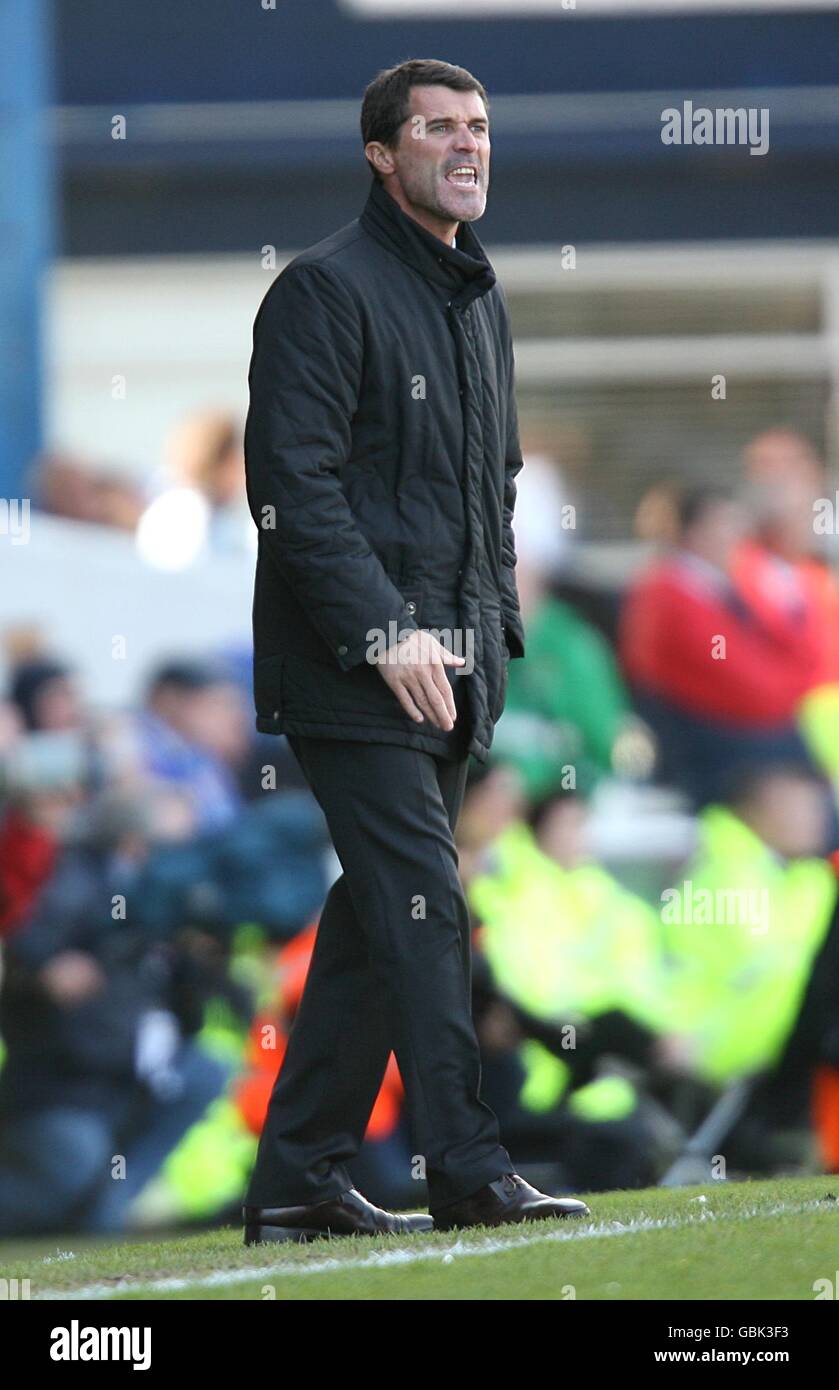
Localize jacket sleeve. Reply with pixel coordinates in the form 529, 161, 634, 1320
500, 337, 526, 659
244, 261, 419, 671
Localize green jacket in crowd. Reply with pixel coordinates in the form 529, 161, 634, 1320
469, 820, 671, 1120
490, 595, 630, 799
660, 804, 837, 1084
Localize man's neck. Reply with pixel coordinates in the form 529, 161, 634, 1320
379, 180, 459, 247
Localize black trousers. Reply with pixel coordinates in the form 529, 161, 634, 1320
244, 729, 513, 1211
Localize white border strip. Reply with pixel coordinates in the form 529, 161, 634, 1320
35, 1197, 833, 1300
51, 87, 839, 144
341, 0, 839, 13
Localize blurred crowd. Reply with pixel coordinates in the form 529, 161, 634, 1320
2, 421, 839, 1237
26, 410, 256, 567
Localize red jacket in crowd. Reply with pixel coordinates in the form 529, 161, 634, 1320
620, 547, 821, 727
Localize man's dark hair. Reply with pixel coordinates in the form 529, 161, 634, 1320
525, 786, 581, 838
360, 58, 489, 185
676, 483, 734, 534
145, 658, 230, 700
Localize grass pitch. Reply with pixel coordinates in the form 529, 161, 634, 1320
5, 1175, 838, 1301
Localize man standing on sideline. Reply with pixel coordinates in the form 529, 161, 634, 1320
242, 59, 590, 1243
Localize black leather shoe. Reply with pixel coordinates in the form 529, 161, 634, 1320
431, 1173, 590, 1231
243, 1187, 434, 1245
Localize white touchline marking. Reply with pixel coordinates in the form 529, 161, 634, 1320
34, 1197, 835, 1300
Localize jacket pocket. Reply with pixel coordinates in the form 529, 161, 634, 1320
489, 621, 510, 723
253, 652, 286, 722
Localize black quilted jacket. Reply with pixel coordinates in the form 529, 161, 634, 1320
243, 175, 526, 763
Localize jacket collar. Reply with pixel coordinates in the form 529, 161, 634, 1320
360, 176, 497, 308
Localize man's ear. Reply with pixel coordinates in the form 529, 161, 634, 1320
364, 142, 396, 180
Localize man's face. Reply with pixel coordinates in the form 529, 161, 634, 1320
683, 499, 744, 572
747, 777, 829, 861
368, 84, 490, 237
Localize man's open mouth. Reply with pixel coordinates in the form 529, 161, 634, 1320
445, 166, 479, 187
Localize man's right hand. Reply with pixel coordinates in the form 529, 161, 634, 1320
374, 629, 465, 731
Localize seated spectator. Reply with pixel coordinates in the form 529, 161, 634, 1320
464, 781, 689, 1190
745, 848, 839, 1174
490, 451, 641, 799
734, 436, 839, 792
136, 411, 255, 568
0, 782, 233, 1236
0, 730, 89, 939
660, 763, 836, 1096
26, 450, 145, 531
493, 565, 637, 799
619, 485, 822, 809
8, 656, 85, 733
742, 425, 825, 495
129, 659, 249, 832
94, 470, 146, 532
29, 451, 106, 526
658, 761, 839, 1174
212, 641, 312, 799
